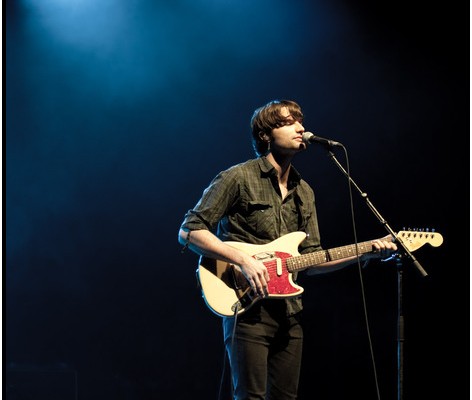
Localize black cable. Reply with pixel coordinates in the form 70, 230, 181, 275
330, 146, 382, 400
218, 305, 239, 400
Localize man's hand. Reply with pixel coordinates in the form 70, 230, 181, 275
366, 236, 398, 260
237, 257, 271, 298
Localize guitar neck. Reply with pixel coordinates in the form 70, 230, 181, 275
287, 239, 382, 273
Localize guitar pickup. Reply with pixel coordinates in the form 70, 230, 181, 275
276, 258, 282, 276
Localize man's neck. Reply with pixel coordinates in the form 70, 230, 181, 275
266, 152, 292, 185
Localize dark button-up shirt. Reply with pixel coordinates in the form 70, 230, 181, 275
180, 156, 322, 315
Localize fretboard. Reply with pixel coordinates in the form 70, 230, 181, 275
287, 239, 382, 272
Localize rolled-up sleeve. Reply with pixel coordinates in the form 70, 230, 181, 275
180, 167, 239, 233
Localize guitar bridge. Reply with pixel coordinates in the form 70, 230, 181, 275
254, 252, 275, 261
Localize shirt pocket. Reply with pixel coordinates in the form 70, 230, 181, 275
245, 200, 275, 237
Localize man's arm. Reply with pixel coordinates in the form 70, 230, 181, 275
178, 228, 271, 298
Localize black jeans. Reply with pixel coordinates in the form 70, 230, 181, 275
223, 300, 303, 400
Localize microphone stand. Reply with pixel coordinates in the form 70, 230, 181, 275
325, 149, 428, 400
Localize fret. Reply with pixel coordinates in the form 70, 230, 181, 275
327, 242, 372, 261
287, 240, 374, 272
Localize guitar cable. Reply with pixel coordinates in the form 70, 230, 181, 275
218, 305, 239, 400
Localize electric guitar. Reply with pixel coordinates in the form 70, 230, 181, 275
196, 230, 443, 317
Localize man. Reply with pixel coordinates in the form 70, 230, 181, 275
178, 99, 397, 399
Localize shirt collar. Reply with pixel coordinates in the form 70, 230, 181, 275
258, 156, 302, 185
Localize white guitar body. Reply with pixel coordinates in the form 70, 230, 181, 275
197, 230, 443, 317
198, 232, 306, 317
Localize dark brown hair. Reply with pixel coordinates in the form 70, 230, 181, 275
250, 99, 304, 157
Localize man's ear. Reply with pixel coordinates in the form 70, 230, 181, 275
259, 132, 270, 141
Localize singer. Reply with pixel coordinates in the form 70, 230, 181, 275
177, 99, 397, 400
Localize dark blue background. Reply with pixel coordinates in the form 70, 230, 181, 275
6, 1, 469, 399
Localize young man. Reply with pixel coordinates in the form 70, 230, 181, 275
178, 99, 397, 400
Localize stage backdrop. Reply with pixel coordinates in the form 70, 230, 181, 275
6, 1, 469, 399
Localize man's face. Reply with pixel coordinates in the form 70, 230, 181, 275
270, 107, 306, 154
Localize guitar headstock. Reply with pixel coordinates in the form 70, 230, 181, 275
395, 230, 443, 252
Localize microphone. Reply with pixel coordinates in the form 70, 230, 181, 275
302, 132, 342, 147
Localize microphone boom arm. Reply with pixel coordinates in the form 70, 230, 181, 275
326, 150, 428, 277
